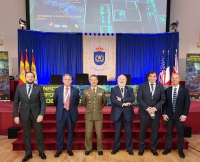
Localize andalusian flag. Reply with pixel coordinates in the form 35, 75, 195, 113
31, 50, 38, 84
19, 51, 26, 85
25, 49, 30, 72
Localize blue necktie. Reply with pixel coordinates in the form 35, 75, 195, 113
172, 88, 177, 112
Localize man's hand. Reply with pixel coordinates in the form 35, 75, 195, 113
116, 96, 122, 102
36, 115, 44, 123
14, 117, 20, 124
147, 107, 155, 115
179, 115, 186, 122
123, 102, 132, 107
163, 115, 169, 121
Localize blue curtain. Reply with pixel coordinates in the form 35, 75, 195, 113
18, 30, 83, 84
18, 30, 178, 85
116, 32, 179, 84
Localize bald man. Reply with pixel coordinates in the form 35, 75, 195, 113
162, 73, 190, 159
110, 75, 135, 155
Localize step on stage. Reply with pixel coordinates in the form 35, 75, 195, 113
0, 101, 200, 150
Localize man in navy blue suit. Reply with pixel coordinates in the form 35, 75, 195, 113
162, 73, 190, 158
53, 74, 79, 157
110, 74, 135, 155
137, 70, 166, 156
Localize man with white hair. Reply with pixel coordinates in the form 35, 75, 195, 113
110, 74, 135, 155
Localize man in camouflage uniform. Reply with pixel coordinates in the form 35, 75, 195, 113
82, 75, 107, 156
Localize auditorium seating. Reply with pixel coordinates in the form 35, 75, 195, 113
12, 107, 189, 150
75, 74, 89, 85
50, 75, 62, 85
97, 75, 107, 85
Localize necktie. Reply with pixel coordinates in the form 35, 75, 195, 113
150, 84, 154, 91
28, 85, 31, 98
121, 88, 124, 98
92, 88, 96, 94
172, 88, 177, 112
150, 84, 154, 99
65, 87, 70, 110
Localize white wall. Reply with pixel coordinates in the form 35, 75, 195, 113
0, 0, 200, 81
170, 0, 200, 80
0, 0, 26, 79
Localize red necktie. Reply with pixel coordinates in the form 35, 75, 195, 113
65, 87, 70, 110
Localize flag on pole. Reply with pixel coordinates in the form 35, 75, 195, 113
25, 49, 30, 72
165, 50, 171, 85
19, 51, 26, 85
31, 50, 38, 84
172, 49, 178, 74
158, 50, 166, 85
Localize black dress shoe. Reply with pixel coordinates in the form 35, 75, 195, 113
98, 151, 103, 155
127, 150, 134, 155
151, 150, 158, 156
39, 152, 47, 159
138, 149, 144, 156
162, 148, 171, 155
67, 150, 74, 156
22, 154, 32, 162
111, 150, 119, 155
178, 150, 185, 158
54, 151, 62, 158
85, 150, 92, 156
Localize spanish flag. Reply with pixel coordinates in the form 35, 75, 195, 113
19, 51, 26, 85
31, 50, 38, 84
25, 49, 30, 72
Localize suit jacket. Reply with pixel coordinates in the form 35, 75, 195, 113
13, 84, 46, 122
162, 86, 190, 119
137, 82, 166, 116
53, 86, 79, 123
82, 87, 106, 120
110, 86, 135, 122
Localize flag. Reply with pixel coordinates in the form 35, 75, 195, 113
25, 49, 30, 72
158, 51, 165, 85
31, 50, 38, 84
172, 49, 178, 74
19, 51, 26, 85
165, 51, 171, 85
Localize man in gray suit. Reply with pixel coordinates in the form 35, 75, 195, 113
137, 70, 166, 156
13, 72, 46, 162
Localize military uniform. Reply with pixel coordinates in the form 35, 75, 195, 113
82, 87, 107, 152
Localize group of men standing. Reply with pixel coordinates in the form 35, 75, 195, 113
13, 71, 190, 162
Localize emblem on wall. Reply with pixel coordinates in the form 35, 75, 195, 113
94, 46, 105, 65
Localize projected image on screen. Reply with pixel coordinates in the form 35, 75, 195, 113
29, 0, 168, 33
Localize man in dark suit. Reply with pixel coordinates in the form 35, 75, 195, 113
13, 72, 46, 162
137, 70, 166, 156
53, 74, 79, 157
82, 75, 107, 156
110, 74, 135, 155
162, 73, 190, 158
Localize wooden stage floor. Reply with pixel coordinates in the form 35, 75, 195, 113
0, 135, 200, 162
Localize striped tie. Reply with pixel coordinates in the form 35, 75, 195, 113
172, 88, 177, 112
